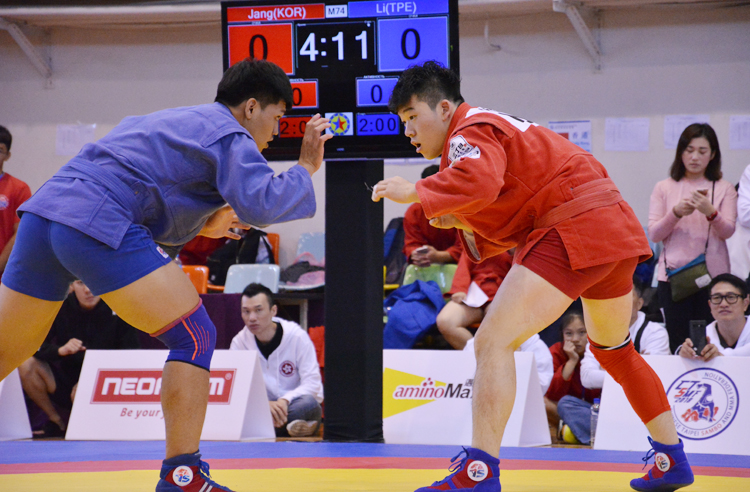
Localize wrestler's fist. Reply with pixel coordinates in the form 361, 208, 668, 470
200, 205, 250, 240
429, 214, 471, 231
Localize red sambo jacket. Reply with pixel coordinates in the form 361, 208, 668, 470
416, 103, 651, 270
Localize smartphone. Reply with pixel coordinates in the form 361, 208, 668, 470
414, 246, 429, 254
689, 320, 707, 355
697, 189, 708, 196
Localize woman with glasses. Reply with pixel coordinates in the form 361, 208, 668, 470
677, 273, 750, 360
648, 123, 737, 353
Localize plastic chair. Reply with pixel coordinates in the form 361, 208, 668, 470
224, 264, 281, 294
401, 264, 458, 294
181, 265, 209, 294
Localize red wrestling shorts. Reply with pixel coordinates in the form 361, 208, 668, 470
518, 229, 638, 300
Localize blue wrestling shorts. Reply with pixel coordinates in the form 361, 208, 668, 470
2, 213, 173, 301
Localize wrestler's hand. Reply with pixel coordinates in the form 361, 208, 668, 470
451, 292, 467, 303
673, 199, 695, 218
689, 190, 716, 217
298, 114, 333, 176
371, 176, 418, 203
59, 338, 85, 357
430, 214, 472, 231
200, 205, 250, 240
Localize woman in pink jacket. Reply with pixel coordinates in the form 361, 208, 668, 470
648, 123, 737, 353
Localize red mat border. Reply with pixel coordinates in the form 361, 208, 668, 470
1, 457, 747, 478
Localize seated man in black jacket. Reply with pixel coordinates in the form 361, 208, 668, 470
18, 280, 139, 436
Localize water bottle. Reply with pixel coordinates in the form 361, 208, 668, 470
590, 398, 600, 447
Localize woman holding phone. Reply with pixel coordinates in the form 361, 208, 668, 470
648, 123, 737, 353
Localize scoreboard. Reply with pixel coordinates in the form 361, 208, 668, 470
221, 0, 459, 160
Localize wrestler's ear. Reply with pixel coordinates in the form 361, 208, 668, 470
244, 98, 259, 119
438, 99, 451, 121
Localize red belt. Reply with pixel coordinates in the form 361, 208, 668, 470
535, 178, 623, 230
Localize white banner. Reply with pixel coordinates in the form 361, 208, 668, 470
595, 355, 750, 455
66, 350, 274, 441
383, 350, 550, 447
0, 369, 32, 441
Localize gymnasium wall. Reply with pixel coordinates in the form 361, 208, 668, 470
1, 4, 749, 266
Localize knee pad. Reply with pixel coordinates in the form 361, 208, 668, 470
588, 336, 670, 424
152, 301, 215, 371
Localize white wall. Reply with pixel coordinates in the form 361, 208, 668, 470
1, 5, 749, 266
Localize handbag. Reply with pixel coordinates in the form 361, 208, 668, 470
664, 182, 714, 302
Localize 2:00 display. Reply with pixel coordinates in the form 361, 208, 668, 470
357, 114, 400, 136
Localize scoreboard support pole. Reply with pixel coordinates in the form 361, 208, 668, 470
324, 159, 384, 442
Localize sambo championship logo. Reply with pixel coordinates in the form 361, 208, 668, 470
667, 368, 739, 440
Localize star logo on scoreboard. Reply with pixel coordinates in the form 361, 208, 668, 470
325, 112, 354, 136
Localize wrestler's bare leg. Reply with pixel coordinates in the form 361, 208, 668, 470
437, 301, 484, 349
471, 264, 572, 453
101, 260, 206, 459
0, 285, 62, 381
582, 297, 679, 445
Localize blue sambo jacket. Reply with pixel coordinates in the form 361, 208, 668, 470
20, 103, 316, 253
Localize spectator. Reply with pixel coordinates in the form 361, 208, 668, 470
18, 280, 140, 437
403, 165, 462, 267
581, 276, 670, 389
230, 283, 323, 437
677, 273, 750, 360
730, 165, 750, 282
0, 125, 31, 275
545, 312, 601, 445
649, 123, 737, 353
437, 250, 513, 349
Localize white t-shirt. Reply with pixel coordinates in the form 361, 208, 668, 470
230, 317, 323, 404
705, 317, 750, 357
580, 311, 670, 389
464, 333, 553, 394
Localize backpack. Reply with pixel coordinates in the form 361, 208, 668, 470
206, 229, 275, 286
384, 217, 406, 284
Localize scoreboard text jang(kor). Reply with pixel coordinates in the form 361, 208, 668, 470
221, 0, 459, 160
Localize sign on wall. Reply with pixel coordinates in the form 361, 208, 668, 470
383, 350, 549, 447
66, 350, 274, 441
595, 355, 748, 455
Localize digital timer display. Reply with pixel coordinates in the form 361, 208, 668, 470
221, 0, 459, 160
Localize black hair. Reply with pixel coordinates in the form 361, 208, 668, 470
241, 282, 275, 308
560, 311, 585, 333
632, 276, 645, 299
215, 58, 293, 110
0, 125, 11, 151
388, 61, 464, 113
421, 164, 440, 179
669, 123, 722, 182
709, 273, 748, 298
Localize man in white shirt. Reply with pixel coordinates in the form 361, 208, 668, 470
677, 273, 750, 360
230, 283, 323, 437
581, 277, 670, 390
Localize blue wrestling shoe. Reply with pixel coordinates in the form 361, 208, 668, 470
630, 437, 694, 491
156, 452, 234, 491
415, 447, 501, 491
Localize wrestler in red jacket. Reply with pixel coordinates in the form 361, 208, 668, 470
373, 61, 692, 492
